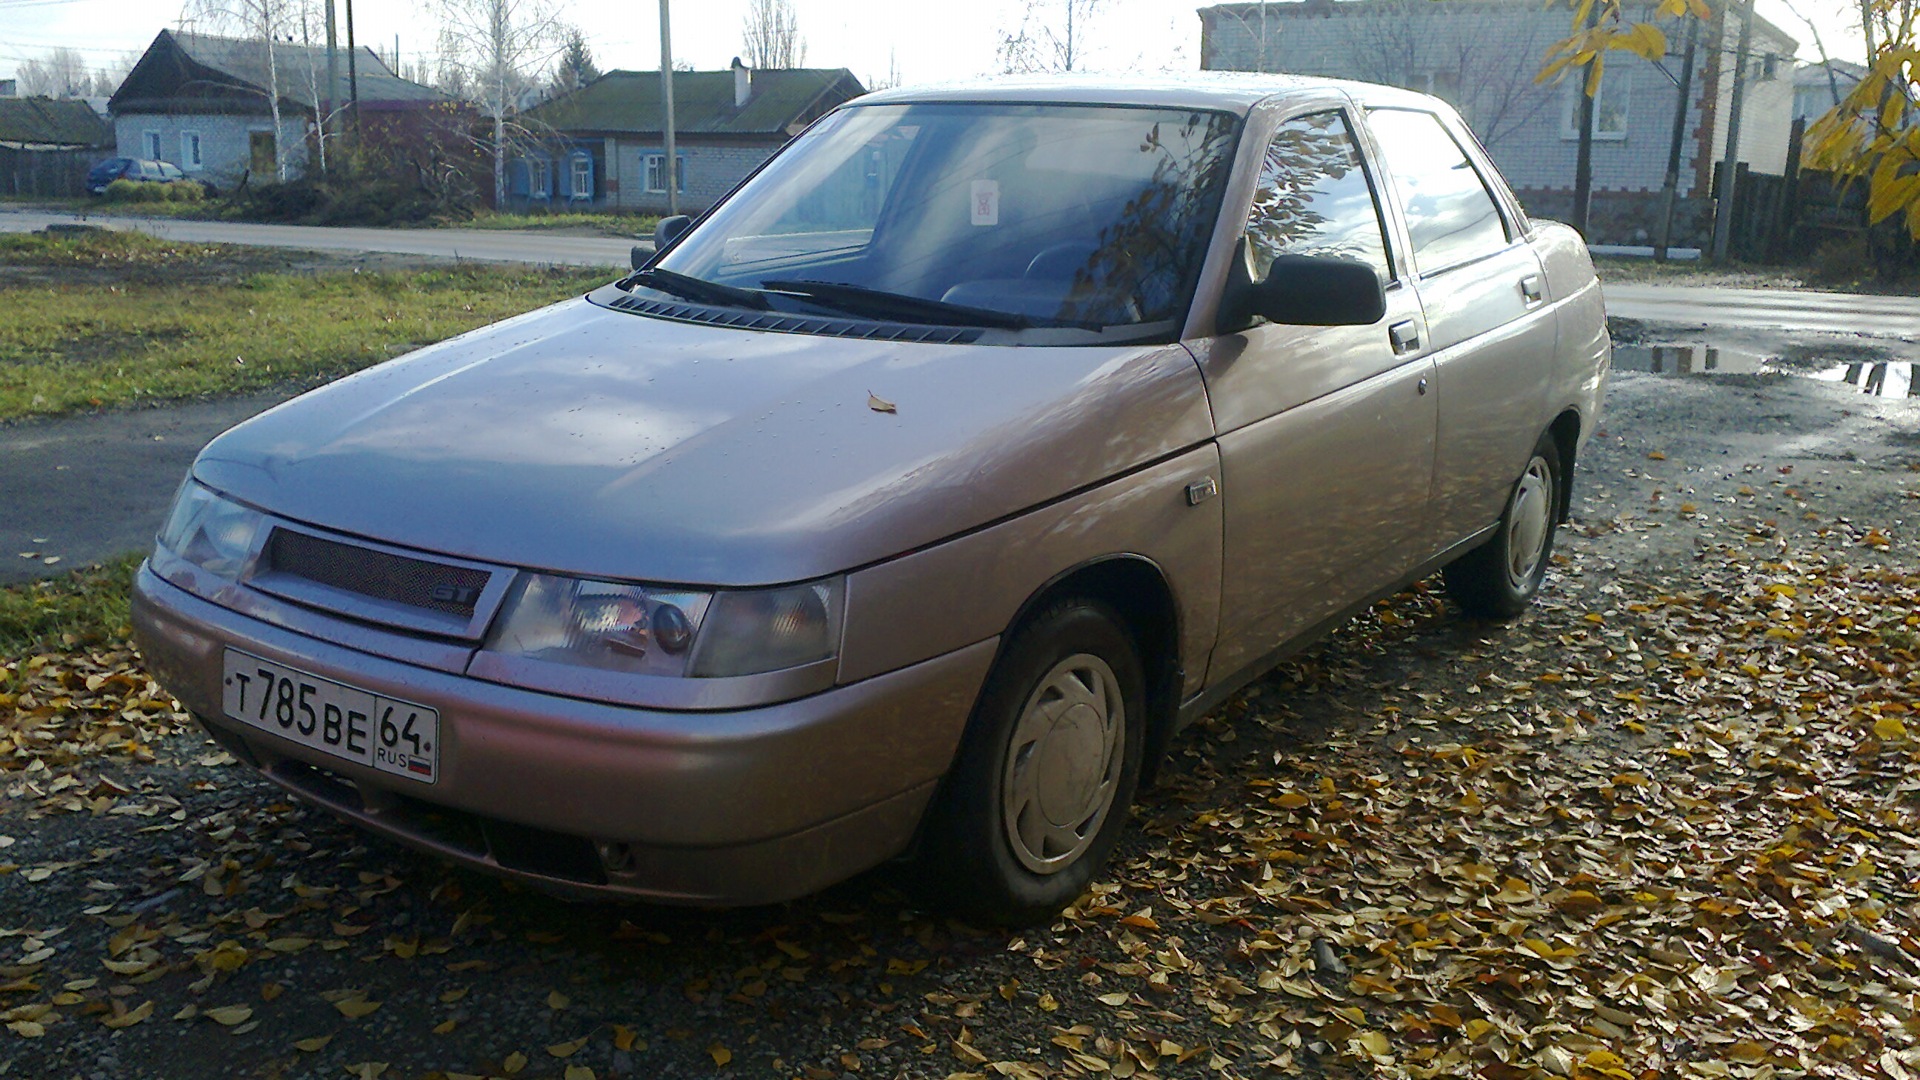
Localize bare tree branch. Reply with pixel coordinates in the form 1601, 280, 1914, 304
742, 0, 806, 70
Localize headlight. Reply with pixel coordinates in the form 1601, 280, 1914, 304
156, 480, 264, 581
483, 573, 841, 680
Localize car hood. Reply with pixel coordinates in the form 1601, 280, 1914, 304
194, 294, 1214, 585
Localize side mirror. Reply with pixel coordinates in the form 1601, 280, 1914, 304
655, 214, 692, 250
1222, 250, 1386, 331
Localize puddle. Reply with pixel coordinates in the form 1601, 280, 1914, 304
1614, 344, 1917, 397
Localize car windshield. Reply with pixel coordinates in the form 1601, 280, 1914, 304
650, 102, 1241, 341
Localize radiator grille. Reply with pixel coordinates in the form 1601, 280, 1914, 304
266, 529, 490, 618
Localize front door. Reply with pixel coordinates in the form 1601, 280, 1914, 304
249, 131, 276, 178
1200, 107, 1437, 681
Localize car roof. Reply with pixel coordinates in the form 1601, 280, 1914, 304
852, 72, 1442, 116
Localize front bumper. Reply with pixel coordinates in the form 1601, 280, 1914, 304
132, 565, 995, 905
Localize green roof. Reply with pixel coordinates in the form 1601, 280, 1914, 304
0, 97, 110, 147
525, 67, 865, 137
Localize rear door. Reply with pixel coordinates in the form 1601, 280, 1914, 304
1198, 102, 1437, 682
1360, 107, 1559, 549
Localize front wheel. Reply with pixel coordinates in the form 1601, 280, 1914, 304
1443, 433, 1562, 619
912, 600, 1146, 926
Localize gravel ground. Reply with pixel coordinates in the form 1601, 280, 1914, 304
2, 358, 1917, 1080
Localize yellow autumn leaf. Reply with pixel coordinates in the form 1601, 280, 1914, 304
101, 1001, 153, 1029
334, 998, 382, 1019
547, 989, 570, 1009
1875, 716, 1908, 740
548, 1036, 589, 1058
710, 1044, 733, 1066
203, 1005, 252, 1026
432, 1018, 457, 1035
293, 1035, 332, 1052
565, 1068, 597, 1080
613, 1023, 641, 1051
503, 1050, 528, 1074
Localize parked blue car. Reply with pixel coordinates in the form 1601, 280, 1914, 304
86, 157, 215, 196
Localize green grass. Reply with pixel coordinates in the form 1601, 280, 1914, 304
0, 232, 611, 421
459, 210, 660, 237
0, 554, 141, 656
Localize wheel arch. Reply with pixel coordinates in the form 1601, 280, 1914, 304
994, 555, 1185, 785
1547, 407, 1582, 524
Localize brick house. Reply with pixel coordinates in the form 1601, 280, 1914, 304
109, 29, 453, 188
1198, 0, 1800, 245
515, 60, 865, 214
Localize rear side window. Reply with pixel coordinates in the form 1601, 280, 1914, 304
1244, 111, 1391, 284
1365, 109, 1508, 274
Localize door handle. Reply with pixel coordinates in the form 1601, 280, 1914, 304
1389, 320, 1420, 354
1520, 275, 1544, 304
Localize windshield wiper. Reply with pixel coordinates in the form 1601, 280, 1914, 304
760, 279, 1036, 330
628, 268, 771, 310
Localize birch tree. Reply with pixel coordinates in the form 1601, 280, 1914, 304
433, 0, 566, 207
997, 0, 1104, 74
742, 0, 806, 69
15, 48, 92, 97
183, 0, 299, 180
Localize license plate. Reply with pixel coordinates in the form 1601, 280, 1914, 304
221, 649, 439, 784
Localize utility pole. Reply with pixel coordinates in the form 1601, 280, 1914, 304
1655, 16, 1699, 260
1570, 0, 1601, 237
324, 0, 338, 173
345, 0, 361, 135
659, 0, 679, 217
1711, 0, 1757, 263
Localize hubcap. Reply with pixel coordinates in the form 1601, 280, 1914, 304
1001, 654, 1125, 875
1505, 455, 1553, 590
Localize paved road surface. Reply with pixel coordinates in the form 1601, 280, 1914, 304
0, 208, 642, 269
0, 392, 294, 586
1603, 282, 1920, 338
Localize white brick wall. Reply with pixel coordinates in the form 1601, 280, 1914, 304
1201, 0, 1800, 193
114, 111, 312, 187
607, 137, 778, 213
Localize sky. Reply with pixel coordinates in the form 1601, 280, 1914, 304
0, 0, 1876, 92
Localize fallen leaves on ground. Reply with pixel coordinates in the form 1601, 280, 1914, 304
2, 472, 1915, 1078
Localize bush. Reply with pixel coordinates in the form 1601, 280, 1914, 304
229, 144, 482, 226
104, 179, 171, 203
164, 181, 206, 203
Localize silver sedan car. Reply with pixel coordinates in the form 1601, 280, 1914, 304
133, 75, 1609, 924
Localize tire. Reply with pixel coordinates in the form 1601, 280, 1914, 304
1443, 433, 1562, 620
912, 600, 1147, 926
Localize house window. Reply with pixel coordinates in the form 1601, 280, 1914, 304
644, 152, 688, 194
143, 131, 161, 159
531, 158, 552, 199
181, 132, 202, 169
1561, 72, 1630, 140
570, 153, 593, 200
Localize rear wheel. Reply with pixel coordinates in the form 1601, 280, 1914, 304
1443, 433, 1562, 619
913, 600, 1145, 925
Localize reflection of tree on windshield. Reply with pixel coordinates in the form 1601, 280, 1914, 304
1056, 112, 1239, 326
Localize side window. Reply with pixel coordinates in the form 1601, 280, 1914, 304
1365, 109, 1509, 274
1244, 111, 1391, 284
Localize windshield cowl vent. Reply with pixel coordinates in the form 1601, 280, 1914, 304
597, 293, 986, 345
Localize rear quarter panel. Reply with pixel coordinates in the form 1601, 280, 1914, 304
1532, 221, 1611, 447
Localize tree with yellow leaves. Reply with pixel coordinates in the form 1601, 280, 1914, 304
1542, 0, 1920, 244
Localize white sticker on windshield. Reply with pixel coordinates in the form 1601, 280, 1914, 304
970, 180, 1000, 226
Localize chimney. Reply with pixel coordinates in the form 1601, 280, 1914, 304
732, 56, 751, 107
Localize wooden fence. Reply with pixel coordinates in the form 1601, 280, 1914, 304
0, 145, 99, 198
